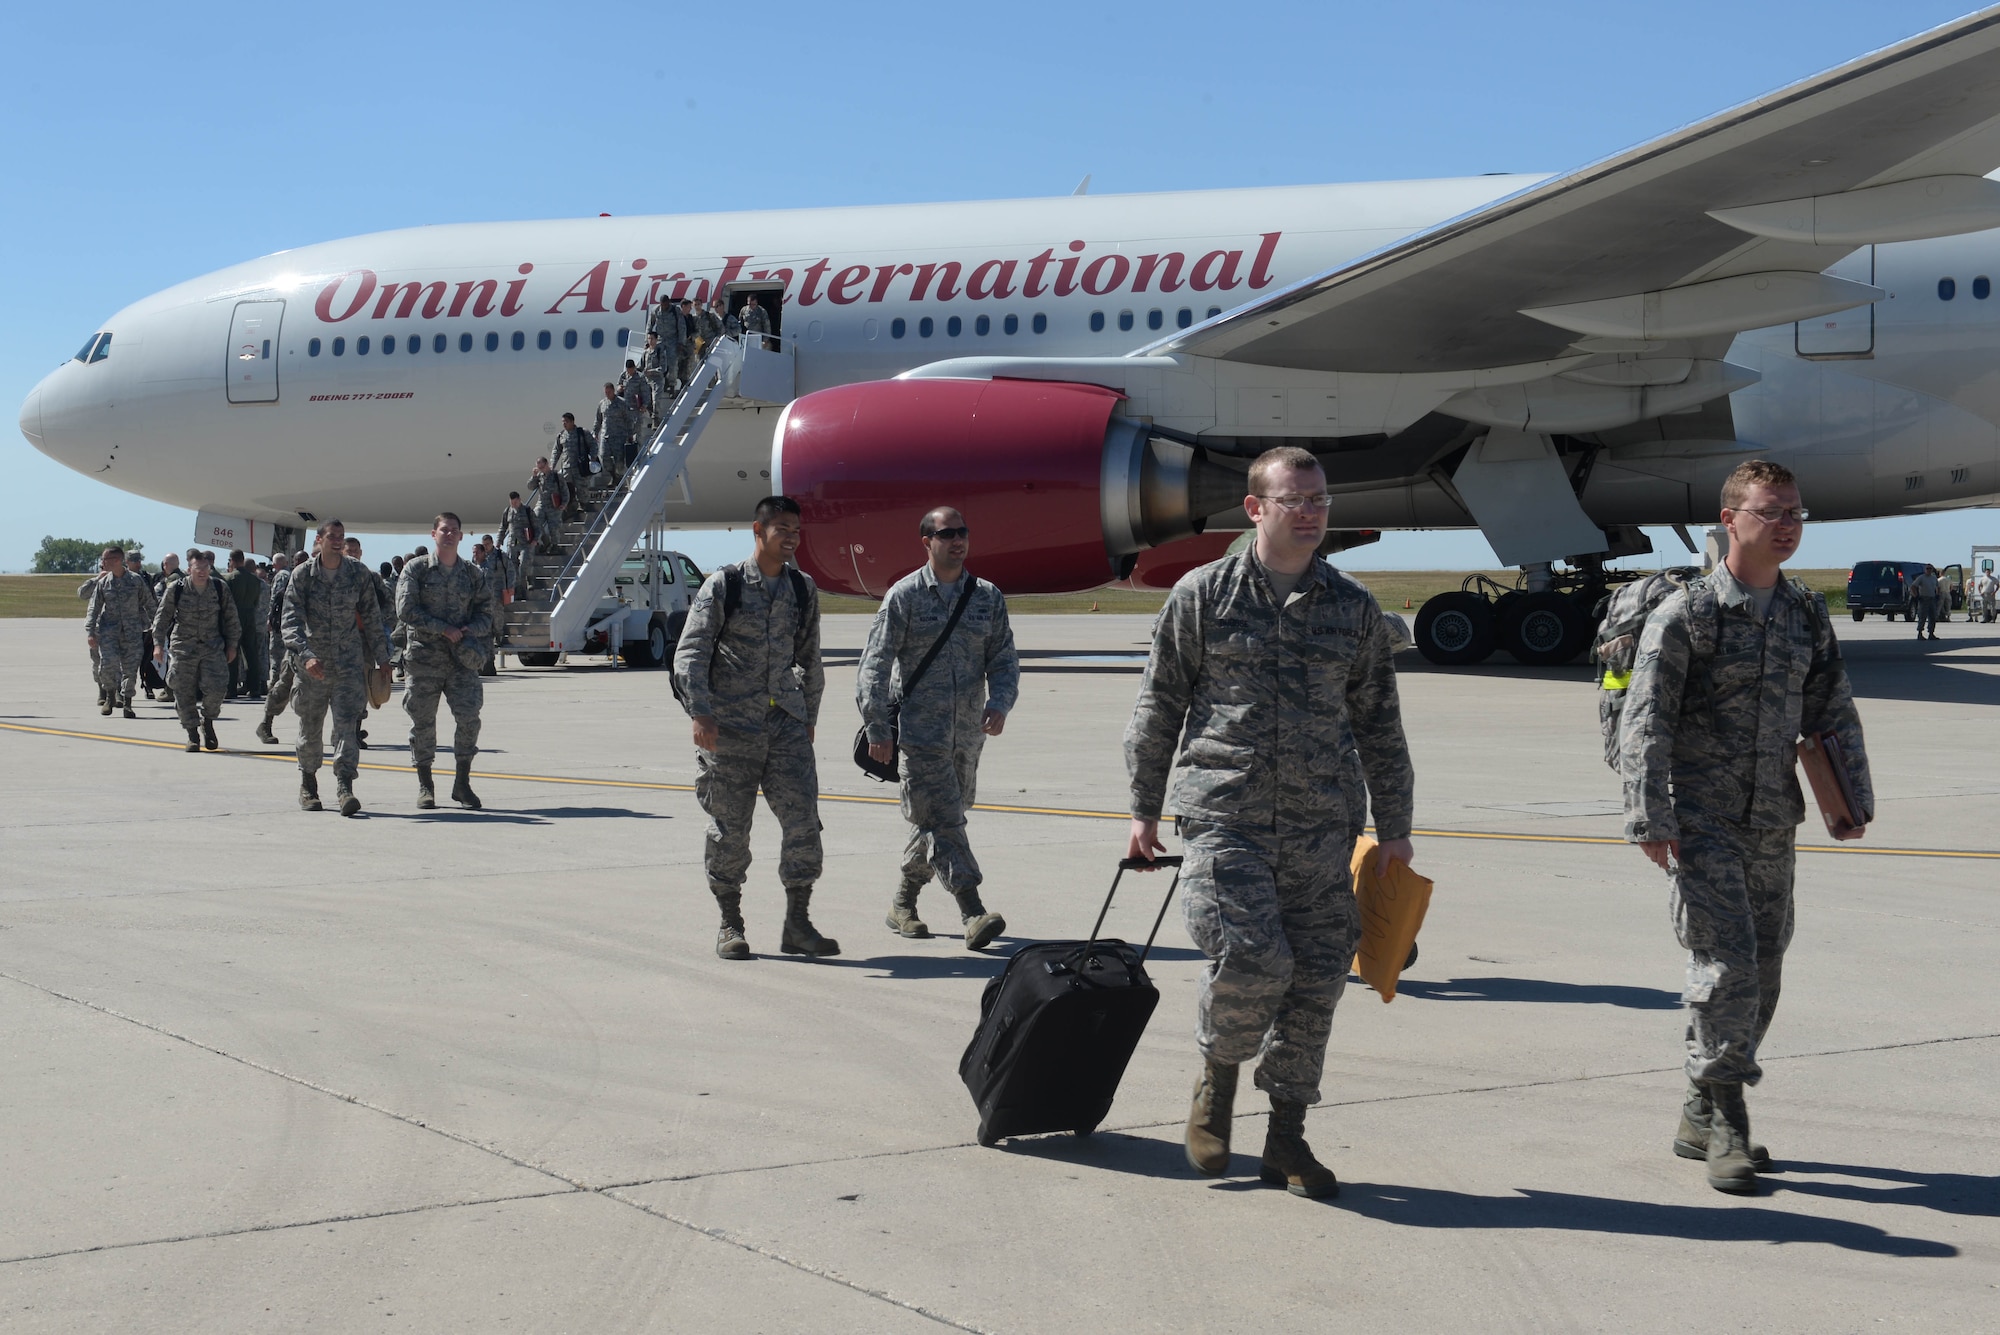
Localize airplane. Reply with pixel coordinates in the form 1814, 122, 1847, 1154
22, 8, 2000, 666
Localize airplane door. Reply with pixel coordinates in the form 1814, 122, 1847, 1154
1796, 247, 1873, 357
227, 300, 284, 403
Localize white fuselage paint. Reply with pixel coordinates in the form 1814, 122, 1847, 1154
18, 177, 2000, 539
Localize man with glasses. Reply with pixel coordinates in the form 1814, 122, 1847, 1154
858, 507, 1020, 950
1126, 446, 1415, 1200
1619, 459, 1872, 1194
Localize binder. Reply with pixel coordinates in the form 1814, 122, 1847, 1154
1797, 730, 1865, 840
1348, 835, 1434, 1002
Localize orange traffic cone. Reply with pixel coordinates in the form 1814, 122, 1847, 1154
1404, 598, 1413, 609
1091, 601, 1100, 612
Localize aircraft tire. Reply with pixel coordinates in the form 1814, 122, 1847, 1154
1414, 592, 1496, 666
1499, 590, 1591, 667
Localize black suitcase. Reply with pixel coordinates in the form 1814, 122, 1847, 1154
960, 856, 1182, 1146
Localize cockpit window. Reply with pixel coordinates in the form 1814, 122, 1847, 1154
74, 333, 110, 363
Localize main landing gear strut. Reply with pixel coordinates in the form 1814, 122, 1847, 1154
1413, 559, 1640, 668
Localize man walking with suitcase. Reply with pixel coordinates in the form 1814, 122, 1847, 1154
1126, 446, 1415, 1199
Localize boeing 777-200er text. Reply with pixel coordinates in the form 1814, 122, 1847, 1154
22, 9, 2000, 664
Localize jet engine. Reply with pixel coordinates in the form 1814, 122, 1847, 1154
772, 377, 1242, 597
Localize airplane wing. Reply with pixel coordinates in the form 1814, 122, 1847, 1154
1151, 6, 2000, 375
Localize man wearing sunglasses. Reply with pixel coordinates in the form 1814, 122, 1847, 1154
857, 507, 1020, 950
1127, 446, 1415, 1199
1619, 458, 1872, 1194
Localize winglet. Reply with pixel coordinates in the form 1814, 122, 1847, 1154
1072, 174, 1091, 197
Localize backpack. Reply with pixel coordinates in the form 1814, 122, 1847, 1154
668, 565, 812, 712
1593, 568, 1715, 772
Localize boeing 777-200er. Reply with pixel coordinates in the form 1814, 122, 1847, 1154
22, 9, 2000, 664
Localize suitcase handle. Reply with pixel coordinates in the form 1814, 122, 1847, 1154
1088, 855, 1184, 964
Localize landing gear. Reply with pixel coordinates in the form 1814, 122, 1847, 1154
1413, 563, 1626, 668
1413, 592, 1496, 666
1497, 591, 1593, 668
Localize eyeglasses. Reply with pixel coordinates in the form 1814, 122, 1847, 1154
926, 526, 971, 541
1255, 494, 1333, 514
1732, 506, 1809, 525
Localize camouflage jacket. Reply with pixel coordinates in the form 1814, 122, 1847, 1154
527, 466, 561, 507
153, 575, 241, 658
84, 570, 157, 639
553, 427, 592, 473
741, 305, 771, 335
673, 559, 824, 732
282, 555, 386, 673
647, 301, 682, 349
498, 503, 534, 548
595, 394, 636, 443
396, 554, 494, 675
856, 565, 1019, 752
1619, 562, 1872, 839
1126, 551, 1414, 837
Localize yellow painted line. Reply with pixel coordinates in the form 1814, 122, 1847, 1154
4, 720, 1996, 860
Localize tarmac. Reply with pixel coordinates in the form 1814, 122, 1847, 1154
0, 609, 1995, 1333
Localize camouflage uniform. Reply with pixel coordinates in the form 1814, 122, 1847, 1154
672, 559, 825, 899
679, 306, 703, 385
85, 570, 157, 705
595, 392, 637, 474
498, 502, 534, 596
224, 565, 264, 696
1126, 552, 1414, 1106
856, 566, 1020, 908
282, 555, 386, 782
396, 554, 493, 766
152, 575, 240, 732
266, 567, 293, 689
527, 466, 562, 551
1619, 563, 1872, 1087
553, 426, 592, 506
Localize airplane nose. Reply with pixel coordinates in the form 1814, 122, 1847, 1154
18, 381, 44, 448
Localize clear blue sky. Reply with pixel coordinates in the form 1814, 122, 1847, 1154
4, 0, 1993, 575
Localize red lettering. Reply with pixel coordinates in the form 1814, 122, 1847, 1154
869, 263, 915, 302
827, 264, 871, 304
797, 258, 834, 305
615, 259, 649, 313
1132, 253, 1186, 293
502, 263, 534, 317
763, 267, 795, 290
1247, 232, 1282, 289
665, 273, 693, 302
314, 269, 377, 323
1053, 240, 1087, 297
965, 259, 1018, 300
911, 261, 963, 301
1022, 248, 1057, 298
1189, 249, 1244, 292
373, 280, 446, 320
545, 260, 610, 314
1080, 254, 1130, 296
714, 255, 752, 296
447, 279, 499, 318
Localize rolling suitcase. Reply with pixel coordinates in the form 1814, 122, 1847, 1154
960, 856, 1182, 1146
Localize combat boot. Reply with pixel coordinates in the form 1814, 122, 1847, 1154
1673, 1080, 1771, 1170
299, 772, 322, 812
255, 716, 279, 746
121, 697, 136, 719
780, 887, 841, 957
451, 757, 482, 810
158, 686, 174, 703
1260, 1097, 1339, 1199
885, 883, 930, 938
335, 778, 361, 818
184, 727, 201, 753
415, 765, 436, 810
714, 891, 750, 960
1184, 1059, 1238, 1176
1704, 1082, 1759, 1194
99, 689, 112, 716
201, 716, 218, 751
954, 888, 1006, 951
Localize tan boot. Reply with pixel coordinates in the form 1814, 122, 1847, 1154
416, 765, 436, 810
336, 778, 361, 818
1184, 1059, 1238, 1176
1260, 1097, 1339, 1199
298, 772, 322, 812
780, 887, 840, 957
714, 890, 750, 960
1673, 1080, 1771, 1169
954, 888, 1005, 951
885, 884, 930, 938
1704, 1082, 1759, 1195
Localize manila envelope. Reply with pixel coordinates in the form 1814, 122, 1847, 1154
1349, 835, 1434, 1002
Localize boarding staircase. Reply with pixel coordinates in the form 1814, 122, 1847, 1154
496, 354, 730, 662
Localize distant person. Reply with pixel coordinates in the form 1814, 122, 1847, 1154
1126, 446, 1414, 1200
596, 381, 637, 479
858, 507, 1019, 950
346, 536, 393, 749
679, 298, 703, 384
397, 513, 494, 809
85, 545, 156, 719
152, 549, 239, 752
282, 520, 387, 815
499, 491, 535, 598
671, 495, 834, 960
1912, 564, 1941, 640
1619, 460, 1872, 1194
127, 551, 165, 701
741, 292, 773, 349
527, 457, 562, 553
223, 549, 264, 699
553, 413, 592, 510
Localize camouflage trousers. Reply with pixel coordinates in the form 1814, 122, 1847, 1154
1670, 809, 1796, 1086
265, 654, 296, 720
694, 709, 823, 894
898, 741, 984, 896
293, 667, 367, 781
267, 629, 286, 687
94, 629, 144, 702
169, 649, 227, 730
403, 664, 483, 766
1180, 818, 1361, 1106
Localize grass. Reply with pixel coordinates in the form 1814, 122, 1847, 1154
0, 575, 100, 618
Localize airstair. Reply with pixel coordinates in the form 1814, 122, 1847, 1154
497, 354, 729, 662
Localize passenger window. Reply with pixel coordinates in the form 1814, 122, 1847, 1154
563, 330, 578, 350
1976, 277, 1992, 300
975, 314, 991, 336
947, 316, 963, 337
590, 328, 604, 348
617, 328, 629, 347
486, 332, 500, 352
1089, 311, 1105, 332
511, 331, 525, 351
407, 335, 420, 354
308, 338, 322, 357
333, 337, 346, 356
919, 316, 934, 337
358, 336, 372, 355
1148, 309, 1163, 330
891, 317, 907, 339
538, 330, 552, 350
383, 335, 395, 355
1118, 310, 1134, 331
1939, 277, 1957, 300
1207, 307, 1221, 319
1033, 312, 1048, 334
433, 333, 446, 353
460, 333, 473, 352
1177, 308, 1193, 328
1003, 314, 1019, 335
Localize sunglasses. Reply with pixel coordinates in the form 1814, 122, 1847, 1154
927, 526, 971, 541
